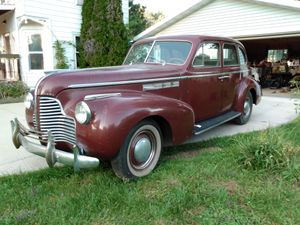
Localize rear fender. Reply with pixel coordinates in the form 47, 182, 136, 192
233, 77, 261, 112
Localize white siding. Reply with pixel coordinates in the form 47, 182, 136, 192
18, 0, 128, 86
157, 0, 300, 39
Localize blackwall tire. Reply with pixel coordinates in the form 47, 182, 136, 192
235, 92, 253, 125
111, 120, 162, 181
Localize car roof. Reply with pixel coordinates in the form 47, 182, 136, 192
134, 35, 241, 45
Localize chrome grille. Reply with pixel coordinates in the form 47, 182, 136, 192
38, 96, 76, 145
33, 113, 37, 129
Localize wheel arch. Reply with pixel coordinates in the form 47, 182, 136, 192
249, 88, 257, 105
142, 115, 173, 147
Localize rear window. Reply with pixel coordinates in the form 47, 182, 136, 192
223, 44, 238, 66
238, 47, 247, 65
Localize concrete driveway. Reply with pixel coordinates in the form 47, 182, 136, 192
0, 96, 298, 176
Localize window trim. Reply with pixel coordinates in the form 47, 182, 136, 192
192, 41, 221, 68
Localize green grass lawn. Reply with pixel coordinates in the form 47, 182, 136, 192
1, 117, 299, 225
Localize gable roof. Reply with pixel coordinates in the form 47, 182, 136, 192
134, 0, 300, 41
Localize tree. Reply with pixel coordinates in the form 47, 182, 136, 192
79, 0, 128, 67
145, 11, 165, 27
128, 0, 165, 39
128, 0, 148, 39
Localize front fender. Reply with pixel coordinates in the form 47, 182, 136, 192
58, 90, 194, 160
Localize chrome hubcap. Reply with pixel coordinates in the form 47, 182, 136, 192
134, 138, 152, 163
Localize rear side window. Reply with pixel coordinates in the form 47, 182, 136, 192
223, 44, 238, 66
238, 47, 247, 65
193, 42, 220, 67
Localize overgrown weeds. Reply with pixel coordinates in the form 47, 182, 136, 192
237, 129, 297, 170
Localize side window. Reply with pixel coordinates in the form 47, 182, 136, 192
223, 44, 238, 66
193, 42, 220, 67
238, 47, 246, 65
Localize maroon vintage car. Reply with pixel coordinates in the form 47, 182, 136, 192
11, 35, 261, 180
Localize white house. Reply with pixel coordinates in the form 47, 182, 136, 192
135, 0, 300, 64
0, 0, 129, 87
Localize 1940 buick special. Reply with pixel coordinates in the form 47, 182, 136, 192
11, 35, 261, 180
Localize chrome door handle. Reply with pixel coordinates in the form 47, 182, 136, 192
218, 75, 230, 80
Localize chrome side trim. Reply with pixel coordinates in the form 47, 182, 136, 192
84, 93, 121, 101
143, 81, 180, 91
69, 76, 182, 89
68, 70, 249, 89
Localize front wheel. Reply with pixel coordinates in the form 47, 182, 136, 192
111, 120, 162, 181
235, 92, 253, 125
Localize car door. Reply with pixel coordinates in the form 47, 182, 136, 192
184, 41, 222, 122
220, 43, 241, 112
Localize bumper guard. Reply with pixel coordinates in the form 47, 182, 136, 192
11, 118, 100, 171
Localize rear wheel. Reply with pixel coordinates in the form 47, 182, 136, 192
111, 120, 162, 181
235, 91, 253, 125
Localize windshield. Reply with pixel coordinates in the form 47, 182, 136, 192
124, 41, 192, 65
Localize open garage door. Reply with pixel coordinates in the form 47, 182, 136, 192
240, 36, 300, 64
240, 36, 300, 88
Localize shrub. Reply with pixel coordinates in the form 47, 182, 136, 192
53, 40, 69, 69
0, 81, 29, 99
79, 0, 128, 67
237, 129, 296, 171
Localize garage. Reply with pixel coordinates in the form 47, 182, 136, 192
241, 36, 300, 88
135, 0, 300, 88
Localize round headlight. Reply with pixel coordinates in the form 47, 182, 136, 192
75, 101, 91, 124
24, 92, 34, 109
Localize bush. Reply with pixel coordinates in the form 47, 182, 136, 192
0, 81, 29, 99
237, 129, 296, 171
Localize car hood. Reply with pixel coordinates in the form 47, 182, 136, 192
36, 64, 184, 96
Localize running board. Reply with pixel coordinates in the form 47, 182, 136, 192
193, 111, 241, 135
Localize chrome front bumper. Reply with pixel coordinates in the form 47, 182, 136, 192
11, 118, 100, 171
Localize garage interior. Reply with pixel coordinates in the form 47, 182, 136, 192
240, 36, 300, 89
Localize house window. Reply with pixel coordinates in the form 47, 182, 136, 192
75, 36, 80, 68
267, 49, 288, 63
193, 42, 220, 67
223, 44, 238, 66
28, 34, 44, 70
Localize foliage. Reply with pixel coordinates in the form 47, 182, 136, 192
0, 81, 28, 99
79, 0, 128, 67
145, 11, 165, 27
290, 79, 300, 114
53, 40, 69, 69
128, 0, 164, 39
237, 128, 297, 172
128, 0, 148, 39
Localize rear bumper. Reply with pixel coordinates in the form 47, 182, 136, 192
11, 118, 99, 171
